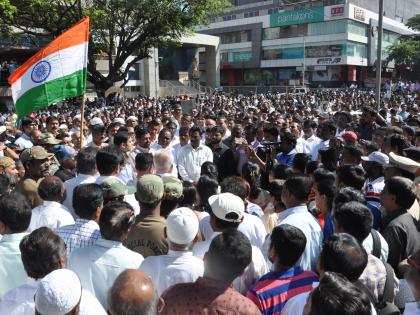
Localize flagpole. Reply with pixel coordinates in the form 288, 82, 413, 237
79, 95, 86, 149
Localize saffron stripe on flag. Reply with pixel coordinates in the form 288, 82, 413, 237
11, 43, 87, 101
15, 69, 87, 118
8, 17, 89, 84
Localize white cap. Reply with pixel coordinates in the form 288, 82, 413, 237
35, 269, 82, 315
73, 114, 81, 121
59, 124, 68, 130
90, 117, 104, 126
388, 152, 420, 174
127, 116, 138, 121
361, 151, 389, 165
208, 193, 245, 223
0, 126, 6, 134
166, 207, 199, 244
112, 117, 125, 125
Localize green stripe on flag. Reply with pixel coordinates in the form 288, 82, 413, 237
15, 69, 87, 119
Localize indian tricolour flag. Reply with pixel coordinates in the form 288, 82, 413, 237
8, 17, 89, 119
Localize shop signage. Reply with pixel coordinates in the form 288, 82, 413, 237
270, 7, 324, 27
354, 7, 365, 22
331, 6, 344, 17
317, 57, 342, 65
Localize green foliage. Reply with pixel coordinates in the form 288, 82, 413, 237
386, 14, 420, 79
1, 0, 229, 91
0, 0, 17, 34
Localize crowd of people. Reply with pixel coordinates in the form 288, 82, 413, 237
0, 87, 419, 315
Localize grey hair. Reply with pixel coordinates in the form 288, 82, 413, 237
153, 149, 173, 173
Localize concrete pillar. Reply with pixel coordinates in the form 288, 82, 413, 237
205, 45, 220, 88
143, 48, 160, 98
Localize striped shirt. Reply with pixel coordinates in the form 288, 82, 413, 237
246, 267, 318, 315
56, 218, 101, 255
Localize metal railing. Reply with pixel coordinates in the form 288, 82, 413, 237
184, 80, 216, 95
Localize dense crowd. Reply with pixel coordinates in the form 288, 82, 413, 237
0, 86, 419, 315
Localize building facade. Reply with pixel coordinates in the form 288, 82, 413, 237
198, 0, 419, 87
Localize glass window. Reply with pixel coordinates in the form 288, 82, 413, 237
263, 24, 307, 40
220, 31, 251, 44
306, 44, 343, 58
345, 42, 367, 58
221, 49, 252, 63
308, 20, 347, 36
347, 20, 367, 37
262, 46, 304, 60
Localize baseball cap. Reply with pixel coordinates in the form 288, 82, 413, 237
388, 152, 420, 174
361, 151, 389, 166
166, 207, 199, 244
35, 269, 82, 315
136, 174, 164, 203
162, 176, 183, 199
208, 192, 245, 223
90, 117, 104, 126
20, 146, 53, 164
0, 156, 15, 170
102, 177, 135, 199
39, 133, 61, 145
53, 145, 77, 162
342, 131, 358, 143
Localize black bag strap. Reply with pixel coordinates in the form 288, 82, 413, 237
371, 229, 382, 259
380, 262, 396, 304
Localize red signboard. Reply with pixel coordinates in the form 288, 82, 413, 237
331, 7, 344, 16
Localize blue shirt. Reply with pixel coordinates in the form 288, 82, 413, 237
323, 212, 335, 241
279, 206, 323, 271
276, 149, 296, 167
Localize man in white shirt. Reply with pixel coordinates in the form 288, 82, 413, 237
28, 176, 74, 232
311, 120, 336, 161
63, 147, 98, 217
277, 176, 323, 272
302, 120, 321, 155
14, 117, 36, 150
94, 145, 140, 214
114, 131, 136, 185
0, 227, 106, 315
69, 201, 144, 309
178, 126, 213, 183
35, 269, 106, 315
0, 192, 32, 296
140, 207, 204, 295
193, 193, 268, 294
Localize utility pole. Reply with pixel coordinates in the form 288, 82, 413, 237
302, 35, 306, 87
375, 0, 384, 109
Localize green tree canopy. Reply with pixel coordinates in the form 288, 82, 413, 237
387, 14, 420, 79
0, 0, 229, 93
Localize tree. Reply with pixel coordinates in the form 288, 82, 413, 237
387, 14, 420, 80
0, 0, 229, 94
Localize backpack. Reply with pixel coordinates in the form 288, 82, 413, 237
355, 230, 401, 315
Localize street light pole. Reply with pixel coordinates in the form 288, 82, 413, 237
375, 0, 384, 108
154, 50, 158, 99
302, 36, 306, 87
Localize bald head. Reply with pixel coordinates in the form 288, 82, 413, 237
108, 269, 160, 315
